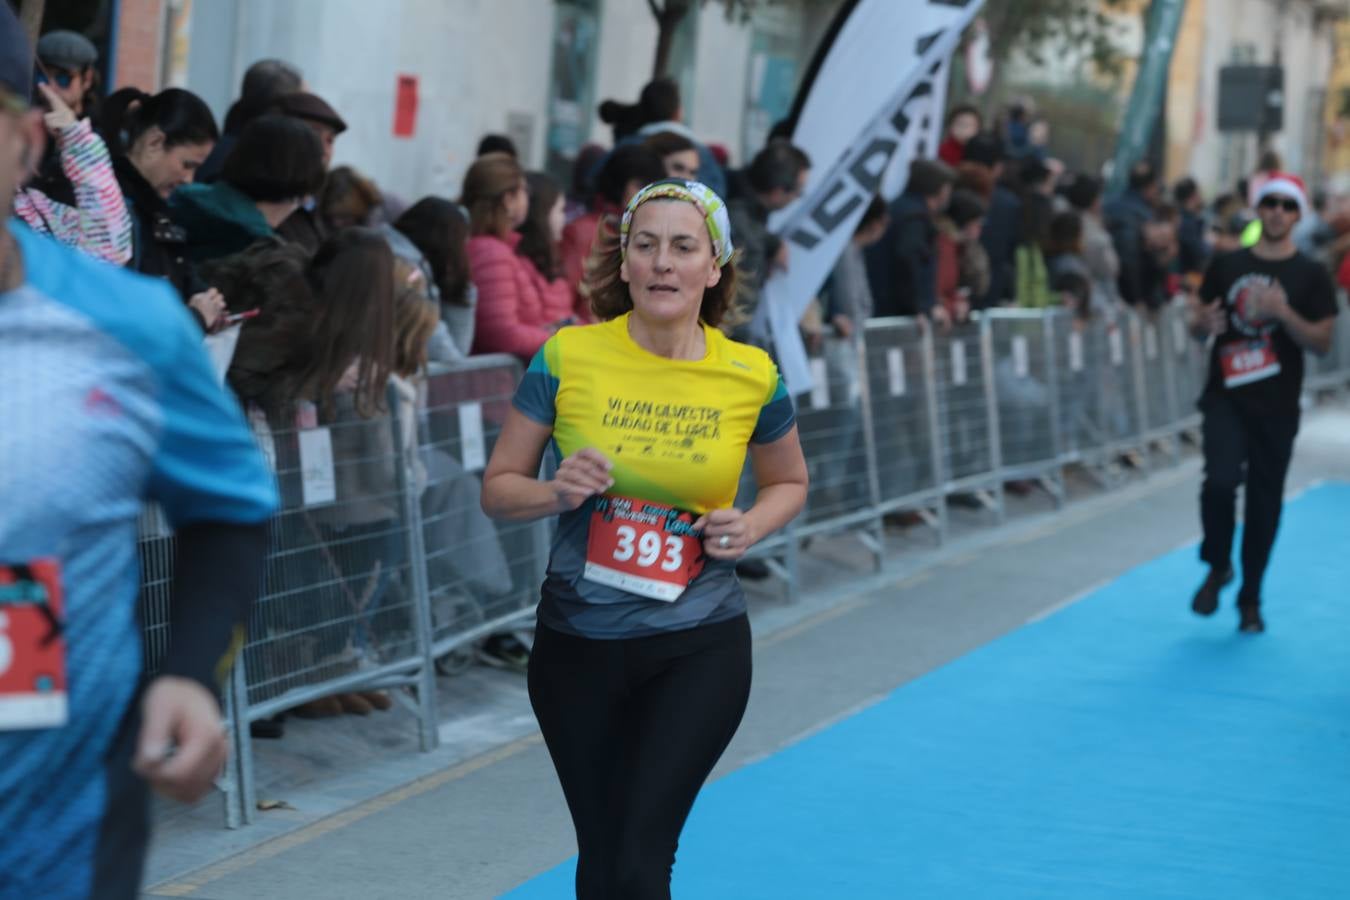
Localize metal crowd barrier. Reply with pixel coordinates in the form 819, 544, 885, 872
420, 358, 549, 671
136, 304, 1350, 829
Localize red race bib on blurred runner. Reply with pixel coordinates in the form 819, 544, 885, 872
1219, 336, 1281, 388
585, 495, 705, 602
0, 560, 69, 730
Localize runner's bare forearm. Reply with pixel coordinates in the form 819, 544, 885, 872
1277, 306, 1334, 355
482, 472, 572, 522
741, 482, 809, 547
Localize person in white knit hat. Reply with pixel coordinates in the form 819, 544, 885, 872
1187, 171, 1338, 633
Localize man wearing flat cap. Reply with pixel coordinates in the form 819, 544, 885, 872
30, 29, 100, 206
269, 91, 349, 250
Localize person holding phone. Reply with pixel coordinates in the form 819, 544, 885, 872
1188, 173, 1338, 633
100, 86, 227, 330
482, 179, 808, 897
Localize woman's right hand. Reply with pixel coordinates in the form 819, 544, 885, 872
551, 448, 613, 511
188, 289, 227, 331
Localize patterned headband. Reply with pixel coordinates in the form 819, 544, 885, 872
619, 179, 735, 267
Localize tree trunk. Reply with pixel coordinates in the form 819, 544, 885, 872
650, 0, 693, 79
977, 4, 1019, 122
19, 0, 46, 47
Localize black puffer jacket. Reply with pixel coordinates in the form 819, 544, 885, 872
112, 155, 201, 301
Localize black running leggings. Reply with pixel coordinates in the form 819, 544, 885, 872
527, 614, 752, 900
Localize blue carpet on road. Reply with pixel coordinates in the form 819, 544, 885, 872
505, 482, 1350, 899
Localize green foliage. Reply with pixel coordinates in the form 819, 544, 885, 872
981, 0, 1132, 79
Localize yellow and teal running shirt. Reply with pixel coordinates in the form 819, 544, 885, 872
513, 312, 795, 638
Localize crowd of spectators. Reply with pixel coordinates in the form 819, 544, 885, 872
16, 37, 822, 728
17, 35, 1344, 729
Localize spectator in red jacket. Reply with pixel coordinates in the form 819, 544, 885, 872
463, 152, 549, 360
518, 171, 575, 326
938, 104, 982, 168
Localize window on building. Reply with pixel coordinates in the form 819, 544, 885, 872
545, 0, 602, 184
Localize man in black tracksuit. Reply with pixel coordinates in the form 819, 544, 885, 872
1189, 174, 1338, 633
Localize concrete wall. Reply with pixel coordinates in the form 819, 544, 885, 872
1184, 0, 1336, 193
165, 0, 836, 204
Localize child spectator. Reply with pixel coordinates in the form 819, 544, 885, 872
938, 105, 982, 167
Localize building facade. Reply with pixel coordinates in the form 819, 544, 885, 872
1168, 0, 1345, 194
100, 0, 841, 201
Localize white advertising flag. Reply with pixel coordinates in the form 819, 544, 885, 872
762, 0, 984, 396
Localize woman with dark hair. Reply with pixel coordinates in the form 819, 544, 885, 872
100, 87, 223, 324
642, 130, 699, 182
559, 144, 667, 312
517, 171, 574, 325
482, 179, 808, 898
214, 229, 401, 718
599, 77, 726, 196
598, 77, 681, 143
386, 196, 477, 361
463, 152, 553, 359
171, 114, 325, 264
214, 227, 394, 420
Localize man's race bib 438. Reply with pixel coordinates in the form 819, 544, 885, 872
1219, 336, 1281, 388
585, 495, 705, 602
0, 561, 69, 730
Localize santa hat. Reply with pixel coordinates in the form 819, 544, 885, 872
1254, 172, 1308, 214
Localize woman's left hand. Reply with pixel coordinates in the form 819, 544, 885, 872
694, 507, 756, 561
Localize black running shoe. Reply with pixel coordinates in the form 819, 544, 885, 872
1190, 567, 1234, 616
479, 633, 531, 671
735, 559, 771, 581
1238, 605, 1266, 634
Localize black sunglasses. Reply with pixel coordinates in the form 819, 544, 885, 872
33, 58, 76, 90
1258, 196, 1299, 213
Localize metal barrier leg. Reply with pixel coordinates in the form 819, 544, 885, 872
232, 653, 258, 826
783, 527, 801, 603
980, 317, 1006, 525
1128, 313, 1153, 476
920, 324, 950, 545
855, 334, 886, 572
389, 388, 439, 754
1042, 313, 1067, 509
220, 672, 243, 829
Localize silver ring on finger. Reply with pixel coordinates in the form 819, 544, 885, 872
718, 535, 731, 549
